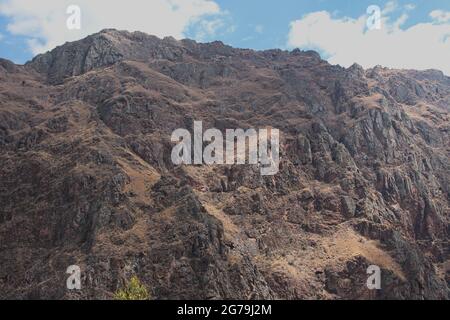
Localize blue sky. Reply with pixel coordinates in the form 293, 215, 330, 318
187, 0, 450, 49
0, 0, 449, 74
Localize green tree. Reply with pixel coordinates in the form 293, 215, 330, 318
114, 276, 150, 300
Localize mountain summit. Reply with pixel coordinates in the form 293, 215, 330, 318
0, 30, 449, 299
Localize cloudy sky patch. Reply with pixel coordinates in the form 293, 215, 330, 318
287, 2, 450, 74
0, 0, 448, 75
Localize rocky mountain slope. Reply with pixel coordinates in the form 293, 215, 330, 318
0, 29, 449, 299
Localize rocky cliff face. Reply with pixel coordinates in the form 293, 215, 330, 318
0, 29, 449, 299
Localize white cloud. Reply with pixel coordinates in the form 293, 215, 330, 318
287, 4, 450, 75
192, 18, 223, 41
404, 4, 416, 11
382, 1, 398, 15
0, 0, 224, 54
430, 10, 450, 23
254, 24, 264, 34
190, 11, 234, 42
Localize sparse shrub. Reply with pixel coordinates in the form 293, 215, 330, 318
114, 276, 150, 300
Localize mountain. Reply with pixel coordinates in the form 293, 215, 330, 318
0, 29, 448, 299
